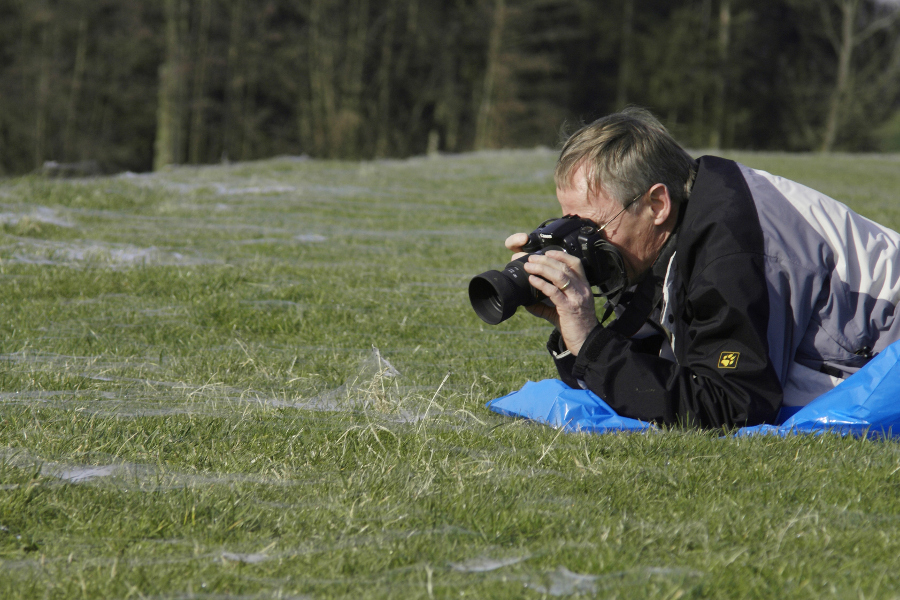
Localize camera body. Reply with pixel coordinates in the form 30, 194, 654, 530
468, 215, 628, 325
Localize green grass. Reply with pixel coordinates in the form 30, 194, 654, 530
1, 149, 900, 598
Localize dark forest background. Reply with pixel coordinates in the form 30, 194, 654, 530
2, 0, 900, 176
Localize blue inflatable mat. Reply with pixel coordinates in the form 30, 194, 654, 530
488, 340, 900, 438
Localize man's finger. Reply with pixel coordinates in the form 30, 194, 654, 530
505, 232, 529, 252
542, 250, 587, 277
526, 254, 585, 288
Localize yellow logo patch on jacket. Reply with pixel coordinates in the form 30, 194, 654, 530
718, 352, 740, 369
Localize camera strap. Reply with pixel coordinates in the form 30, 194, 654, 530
605, 231, 678, 338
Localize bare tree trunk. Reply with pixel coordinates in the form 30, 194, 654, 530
375, 0, 398, 157
175, 0, 190, 163
475, 0, 505, 150
615, 0, 634, 110
34, 15, 52, 169
398, 0, 427, 156
820, 0, 858, 152
223, 0, 245, 161
342, 0, 368, 157
710, 0, 730, 149
154, 0, 182, 170
692, 0, 712, 147
189, 0, 212, 164
818, 0, 900, 151
241, 79, 256, 161
240, 5, 264, 162
63, 15, 87, 161
874, 23, 900, 100
437, 27, 461, 153
307, 0, 338, 156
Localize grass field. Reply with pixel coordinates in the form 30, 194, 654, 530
2, 148, 900, 599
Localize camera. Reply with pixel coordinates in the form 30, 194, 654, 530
468, 215, 628, 325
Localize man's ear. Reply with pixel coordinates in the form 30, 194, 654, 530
647, 183, 673, 226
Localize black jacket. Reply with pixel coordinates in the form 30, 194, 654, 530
549, 156, 900, 429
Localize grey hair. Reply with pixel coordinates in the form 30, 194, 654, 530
555, 107, 697, 209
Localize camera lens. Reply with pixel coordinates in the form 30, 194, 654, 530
468, 258, 542, 325
469, 273, 515, 324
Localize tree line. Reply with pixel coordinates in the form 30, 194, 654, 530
2, 0, 899, 176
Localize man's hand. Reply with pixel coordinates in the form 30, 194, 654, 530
504, 233, 599, 356
504, 232, 530, 259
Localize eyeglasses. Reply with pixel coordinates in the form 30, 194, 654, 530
597, 190, 646, 233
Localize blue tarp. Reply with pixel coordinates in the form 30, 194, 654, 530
487, 339, 900, 438
488, 379, 655, 433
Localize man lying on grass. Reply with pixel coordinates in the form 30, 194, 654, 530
504, 107, 900, 429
